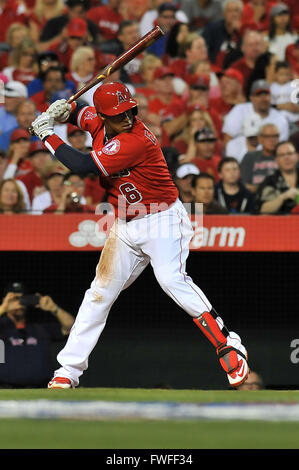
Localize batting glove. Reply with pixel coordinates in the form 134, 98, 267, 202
31, 112, 55, 140
47, 99, 72, 123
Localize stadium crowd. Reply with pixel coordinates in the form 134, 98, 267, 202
1, 0, 299, 215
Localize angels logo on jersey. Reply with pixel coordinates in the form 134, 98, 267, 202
102, 139, 120, 155
84, 110, 97, 120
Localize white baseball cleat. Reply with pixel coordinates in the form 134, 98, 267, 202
48, 377, 73, 389
227, 358, 249, 387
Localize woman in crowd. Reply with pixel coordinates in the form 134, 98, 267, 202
263, 3, 298, 61
0, 179, 26, 214
2, 38, 39, 85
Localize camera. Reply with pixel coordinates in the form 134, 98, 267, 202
19, 294, 40, 308
70, 192, 80, 203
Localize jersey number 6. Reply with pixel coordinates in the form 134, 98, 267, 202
119, 182, 142, 204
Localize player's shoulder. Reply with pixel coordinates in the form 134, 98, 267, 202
132, 119, 159, 145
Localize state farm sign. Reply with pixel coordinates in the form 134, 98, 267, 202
191, 221, 246, 249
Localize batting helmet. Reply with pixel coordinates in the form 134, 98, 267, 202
93, 82, 137, 116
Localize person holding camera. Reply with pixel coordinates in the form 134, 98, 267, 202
43, 172, 94, 214
0, 283, 74, 388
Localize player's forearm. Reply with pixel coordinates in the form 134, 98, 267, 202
43, 134, 100, 174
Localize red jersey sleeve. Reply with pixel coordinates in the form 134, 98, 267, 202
75, 105, 101, 135
90, 133, 145, 176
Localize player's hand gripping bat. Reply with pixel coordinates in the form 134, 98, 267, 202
28, 25, 165, 135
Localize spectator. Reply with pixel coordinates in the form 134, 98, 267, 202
174, 162, 200, 203
255, 140, 299, 214
285, 38, 299, 78
181, 127, 221, 182
228, 29, 266, 95
0, 81, 28, 135
172, 105, 217, 155
0, 23, 30, 71
17, 141, 53, 203
236, 370, 264, 390
31, 161, 67, 214
117, 20, 145, 84
161, 75, 222, 143
148, 66, 184, 125
222, 79, 289, 145
39, 0, 100, 49
209, 68, 246, 125
215, 157, 255, 213
134, 93, 161, 127
48, 17, 89, 71
189, 58, 220, 100
28, 0, 67, 47
163, 21, 190, 63
0, 282, 74, 388
27, 51, 76, 98
44, 172, 94, 213
225, 113, 262, 163
240, 123, 280, 192
135, 54, 163, 97
180, 0, 223, 31
241, 0, 276, 32
86, 0, 124, 43
2, 129, 31, 181
2, 38, 38, 86
146, 2, 178, 58
270, 61, 299, 128
169, 32, 210, 81
191, 172, 229, 214
0, 100, 38, 152
0, 0, 27, 43
139, 0, 188, 37
0, 178, 26, 214
263, 3, 298, 61
66, 46, 96, 105
30, 66, 73, 113
202, 0, 243, 67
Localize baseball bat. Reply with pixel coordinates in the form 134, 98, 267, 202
29, 25, 165, 134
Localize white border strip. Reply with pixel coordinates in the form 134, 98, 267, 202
1, 401, 299, 421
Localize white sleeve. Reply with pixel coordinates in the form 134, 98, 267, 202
139, 11, 157, 36
222, 105, 245, 138
2, 163, 18, 179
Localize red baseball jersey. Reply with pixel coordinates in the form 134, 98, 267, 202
76, 105, 178, 218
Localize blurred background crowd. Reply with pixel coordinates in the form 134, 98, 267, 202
1, 0, 299, 215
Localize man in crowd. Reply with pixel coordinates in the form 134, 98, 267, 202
255, 140, 299, 214
191, 172, 229, 214
0, 81, 28, 135
222, 79, 289, 146
174, 162, 200, 203
240, 123, 280, 193
215, 157, 255, 213
0, 282, 74, 388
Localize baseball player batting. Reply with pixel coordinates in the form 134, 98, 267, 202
31, 82, 249, 389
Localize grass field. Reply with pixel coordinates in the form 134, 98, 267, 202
0, 388, 299, 450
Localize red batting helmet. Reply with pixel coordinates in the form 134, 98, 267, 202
93, 82, 137, 116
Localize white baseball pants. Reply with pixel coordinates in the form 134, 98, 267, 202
54, 199, 212, 386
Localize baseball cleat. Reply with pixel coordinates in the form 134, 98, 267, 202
227, 358, 249, 387
48, 377, 72, 389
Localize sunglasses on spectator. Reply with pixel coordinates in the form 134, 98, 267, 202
260, 134, 279, 138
